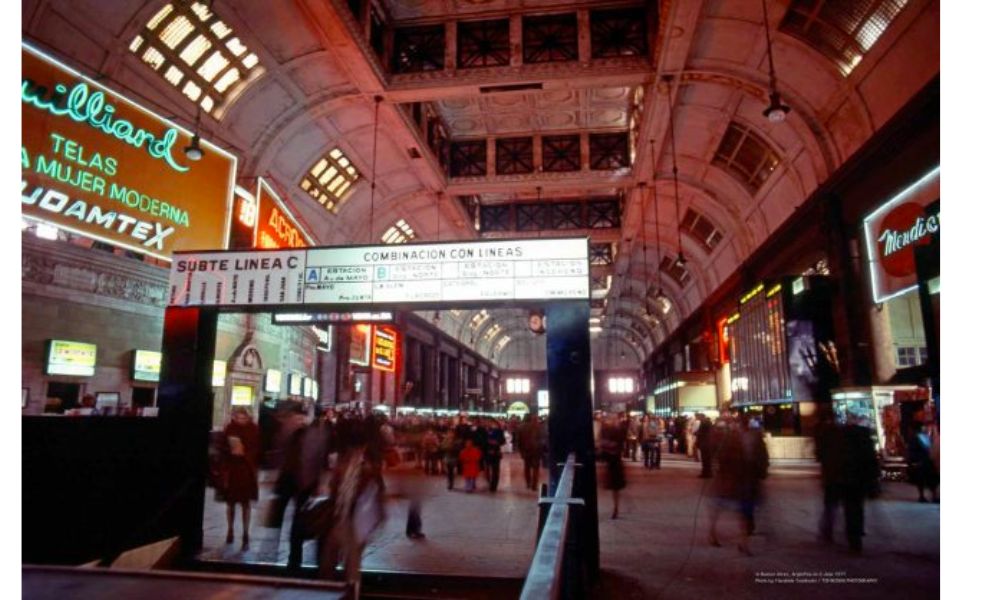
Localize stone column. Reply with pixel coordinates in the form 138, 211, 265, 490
869, 304, 897, 384
509, 14, 523, 68
445, 20, 458, 73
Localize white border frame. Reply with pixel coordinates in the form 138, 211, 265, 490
862, 166, 941, 304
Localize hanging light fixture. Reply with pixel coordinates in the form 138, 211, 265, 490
184, 106, 204, 161
649, 140, 665, 300
432, 190, 443, 327
761, 0, 791, 123
666, 80, 687, 267
369, 95, 383, 243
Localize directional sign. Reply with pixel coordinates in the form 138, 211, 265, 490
168, 238, 590, 309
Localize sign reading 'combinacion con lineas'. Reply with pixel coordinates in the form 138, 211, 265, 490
168, 238, 590, 308
21, 43, 236, 260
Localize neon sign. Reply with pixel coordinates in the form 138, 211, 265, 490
21, 80, 189, 172
863, 166, 940, 303
372, 326, 397, 372
21, 43, 236, 260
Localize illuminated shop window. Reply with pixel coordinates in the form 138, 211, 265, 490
780, 0, 909, 76
608, 377, 635, 394
680, 209, 724, 253
381, 219, 416, 244
129, 2, 264, 117
299, 147, 361, 213
506, 378, 530, 394
712, 122, 780, 194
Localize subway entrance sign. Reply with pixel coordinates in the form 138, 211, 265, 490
167, 237, 590, 310
21, 43, 236, 260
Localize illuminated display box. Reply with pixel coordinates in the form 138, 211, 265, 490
132, 350, 161, 382
45, 340, 97, 377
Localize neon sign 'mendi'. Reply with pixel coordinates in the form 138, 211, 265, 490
21, 80, 189, 173
878, 215, 939, 258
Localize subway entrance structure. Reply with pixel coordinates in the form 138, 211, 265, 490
159, 236, 600, 575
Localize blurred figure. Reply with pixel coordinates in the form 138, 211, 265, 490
421, 427, 440, 475
641, 413, 662, 469
601, 413, 628, 519
707, 414, 768, 555
276, 408, 334, 573
518, 414, 544, 491
318, 438, 385, 593
484, 419, 505, 492
907, 422, 939, 503
220, 407, 261, 550
816, 412, 880, 554
625, 416, 640, 461
737, 416, 768, 536
459, 439, 482, 493
440, 427, 460, 490
696, 413, 715, 478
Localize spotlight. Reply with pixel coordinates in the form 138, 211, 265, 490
184, 133, 204, 161
676, 252, 687, 267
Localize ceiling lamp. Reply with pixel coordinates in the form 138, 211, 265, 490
665, 79, 687, 267
184, 106, 203, 161
761, 0, 791, 123
649, 143, 665, 301
369, 95, 383, 243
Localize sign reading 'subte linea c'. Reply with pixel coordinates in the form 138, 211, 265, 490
168, 238, 590, 308
21, 43, 237, 260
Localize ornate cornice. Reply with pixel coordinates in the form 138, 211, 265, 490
22, 234, 169, 315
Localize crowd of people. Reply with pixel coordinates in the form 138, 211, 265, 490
209, 407, 549, 587
210, 402, 938, 587
595, 406, 936, 555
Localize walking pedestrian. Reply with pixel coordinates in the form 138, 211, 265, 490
219, 407, 261, 551
518, 414, 544, 491
816, 412, 880, 554
907, 422, 939, 503
459, 439, 482, 493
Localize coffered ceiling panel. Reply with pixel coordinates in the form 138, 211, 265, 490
434, 86, 635, 138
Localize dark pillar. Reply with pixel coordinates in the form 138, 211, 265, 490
545, 300, 598, 575
825, 194, 873, 388
158, 306, 218, 555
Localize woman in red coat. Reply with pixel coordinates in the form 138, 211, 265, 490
458, 439, 482, 493
221, 407, 260, 550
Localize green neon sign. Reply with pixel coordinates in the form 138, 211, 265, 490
21, 79, 189, 173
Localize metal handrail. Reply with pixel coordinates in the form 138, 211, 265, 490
519, 453, 580, 600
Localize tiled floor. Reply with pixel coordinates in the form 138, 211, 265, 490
200, 452, 940, 599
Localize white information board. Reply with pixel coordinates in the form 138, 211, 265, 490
168, 238, 590, 308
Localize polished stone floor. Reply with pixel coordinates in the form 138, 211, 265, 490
200, 451, 940, 599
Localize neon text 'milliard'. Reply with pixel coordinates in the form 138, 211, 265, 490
22, 78, 190, 173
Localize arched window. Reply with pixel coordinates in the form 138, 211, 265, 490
381, 219, 416, 244
129, 2, 264, 117
299, 147, 362, 213
712, 122, 781, 194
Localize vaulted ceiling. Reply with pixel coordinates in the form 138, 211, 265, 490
22, 0, 940, 368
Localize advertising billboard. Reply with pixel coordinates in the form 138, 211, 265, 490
21, 43, 237, 260
371, 326, 397, 373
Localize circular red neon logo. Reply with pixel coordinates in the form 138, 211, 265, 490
876, 202, 936, 278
